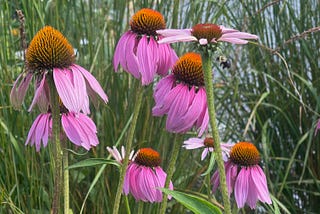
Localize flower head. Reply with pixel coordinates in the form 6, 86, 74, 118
113, 8, 178, 85
123, 148, 173, 203
26, 111, 99, 151
152, 52, 208, 135
211, 142, 272, 209
157, 23, 258, 45
183, 137, 234, 161
11, 26, 108, 113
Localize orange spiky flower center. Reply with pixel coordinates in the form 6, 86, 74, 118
173, 52, 204, 86
191, 23, 222, 43
130, 8, 166, 36
230, 142, 260, 166
204, 137, 214, 148
26, 26, 75, 71
135, 148, 161, 167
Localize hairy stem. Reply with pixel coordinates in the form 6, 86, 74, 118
63, 144, 69, 214
202, 51, 231, 214
159, 134, 181, 214
48, 74, 62, 214
112, 84, 144, 214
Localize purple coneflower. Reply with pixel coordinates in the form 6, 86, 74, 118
152, 52, 208, 136
10, 26, 108, 113
183, 137, 234, 161
211, 142, 272, 209
113, 8, 178, 85
157, 23, 258, 45
26, 97, 100, 151
108, 147, 173, 203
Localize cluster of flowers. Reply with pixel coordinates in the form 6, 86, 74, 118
11, 26, 108, 151
11, 7, 271, 211
110, 8, 271, 209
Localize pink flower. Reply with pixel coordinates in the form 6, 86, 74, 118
26, 111, 100, 151
152, 52, 208, 135
211, 142, 272, 209
157, 23, 258, 45
113, 8, 178, 85
10, 26, 108, 113
108, 147, 173, 203
183, 137, 234, 161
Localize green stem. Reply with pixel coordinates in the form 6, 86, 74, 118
48, 74, 62, 214
137, 201, 144, 214
201, 51, 231, 214
63, 144, 69, 214
112, 84, 144, 214
159, 134, 181, 214
124, 196, 131, 214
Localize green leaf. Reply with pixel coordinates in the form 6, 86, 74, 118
67, 158, 119, 169
160, 189, 222, 214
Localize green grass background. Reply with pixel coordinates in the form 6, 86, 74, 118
0, 0, 319, 213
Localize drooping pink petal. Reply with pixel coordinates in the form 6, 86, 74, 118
123, 165, 131, 195
28, 73, 46, 112
234, 168, 250, 208
61, 113, 99, 150
153, 75, 175, 107
140, 167, 157, 202
123, 32, 140, 78
251, 166, 272, 205
36, 80, 50, 113
195, 88, 209, 136
137, 35, 158, 85
155, 167, 173, 200
72, 64, 108, 104
156, 41, 178, 76
10, 72, 33, 109
247, 171, 259, 209
166, 84, 190, 132
173, 86, 204, 133
153, 82, 183, 116
114, 31, 139, 76
61, 113, 82, 146
53, 68, 86, 113
25, 113, 51, 152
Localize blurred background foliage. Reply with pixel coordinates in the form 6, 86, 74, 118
0, 0, 319, 213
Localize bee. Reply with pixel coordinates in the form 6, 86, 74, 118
216, 56, 231, 69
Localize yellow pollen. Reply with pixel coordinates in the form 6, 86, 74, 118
26, 26, 75, 71
204, 137, 214, 147
130, 8, 166, 36
173, 52, 204, 86
135, 148, 161, 167
191, 23, 222, 43
230, 142, 260, 166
